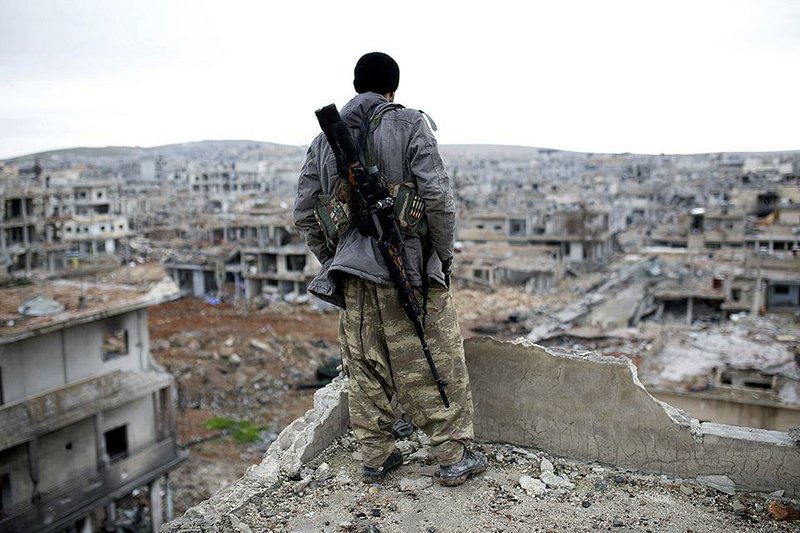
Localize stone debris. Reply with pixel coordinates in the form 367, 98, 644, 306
768, 500, 800, 521
249, 338, 270, 352
395, 439, 417, 456
540, 470, 575, 490
314, 462, 331, 481
408, 448, 432, 464
518, 475, 547, 496
229, 514, 253, 533
332, 470, 353, 486
696, 474, 736, 495
293, 475, 313, 494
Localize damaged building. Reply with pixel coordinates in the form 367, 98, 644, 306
0, 270, 186, 532
454, 243, 565, 293
460, 203, 625, 266
162, 213, 319, 301
1, 176, 133, 276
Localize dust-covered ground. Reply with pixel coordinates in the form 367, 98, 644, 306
209, 433, 800, 533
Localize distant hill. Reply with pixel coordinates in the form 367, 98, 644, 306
2, 140, 305, 167
4, 140, 799, 168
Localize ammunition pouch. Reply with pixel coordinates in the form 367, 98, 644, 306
314, 196, 351, 252
315, 177, 427, 252
387, 180, 428, 238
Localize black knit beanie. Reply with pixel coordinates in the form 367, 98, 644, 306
353, 52, 400, 95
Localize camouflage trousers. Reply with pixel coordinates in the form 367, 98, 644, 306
338, 275, 474, 469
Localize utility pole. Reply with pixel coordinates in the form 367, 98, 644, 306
751, 250, 764, 316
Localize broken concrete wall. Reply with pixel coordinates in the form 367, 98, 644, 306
466, 337, 800, 497
163, 376, 349, 530
163, 338, 800, 530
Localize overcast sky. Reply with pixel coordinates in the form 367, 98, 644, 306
1, 0, 798, 158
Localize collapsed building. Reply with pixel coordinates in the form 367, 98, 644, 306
163, 213, 320, 301
454, 243, 565, 293
1, 174, 133, 276
459, 203, 626, 267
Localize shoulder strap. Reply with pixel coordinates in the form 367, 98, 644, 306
360, 103, 405, 171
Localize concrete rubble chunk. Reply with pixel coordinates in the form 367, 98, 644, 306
293, 475, 313, 494
540, 471, 575, 489
314, 462, 331, 481
696, 475, 736, 495
540, 458, 555, 474
18, 294, 64, 316
519, 475, 547, 496
249, 339, 270, 352
229, 514, 253, 533
409, 448, 432, 464
333, 470, 353, 485
396, 439, 416, 455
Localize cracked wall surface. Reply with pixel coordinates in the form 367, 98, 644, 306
466, 337, 800, 497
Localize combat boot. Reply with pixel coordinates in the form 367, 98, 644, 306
439, 449, 487, 486
362, 448, 403, 483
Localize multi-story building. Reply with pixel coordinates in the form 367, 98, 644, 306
454, 243, 565, 293
0, 274, 186, 532
460, 203, 626, 265
1, 185, 46, 275
46, 182, 134, 260
237, 215, 320, 301
1, 178, 135, 275
162, 213, 320, 301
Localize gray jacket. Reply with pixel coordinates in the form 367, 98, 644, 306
293, 92, 456, 308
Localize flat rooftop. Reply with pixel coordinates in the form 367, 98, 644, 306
177, 434, 796, 532
0, 262, 179, 343
165, 339, 800, 532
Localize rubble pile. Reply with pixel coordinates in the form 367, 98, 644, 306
453, 272, 605, 339
148, 297, 340, 513
166, 432, 800, 533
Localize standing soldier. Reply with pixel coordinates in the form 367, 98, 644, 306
293, 52, 486, 486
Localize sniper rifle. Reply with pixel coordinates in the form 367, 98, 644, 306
315, 103, 450, 408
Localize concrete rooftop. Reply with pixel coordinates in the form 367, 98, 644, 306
163, 338, 800, 532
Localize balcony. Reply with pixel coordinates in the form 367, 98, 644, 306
0, 439, 187, 533
0, 370, 172, 450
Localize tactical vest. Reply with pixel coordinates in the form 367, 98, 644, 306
314, 103, 428, 252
